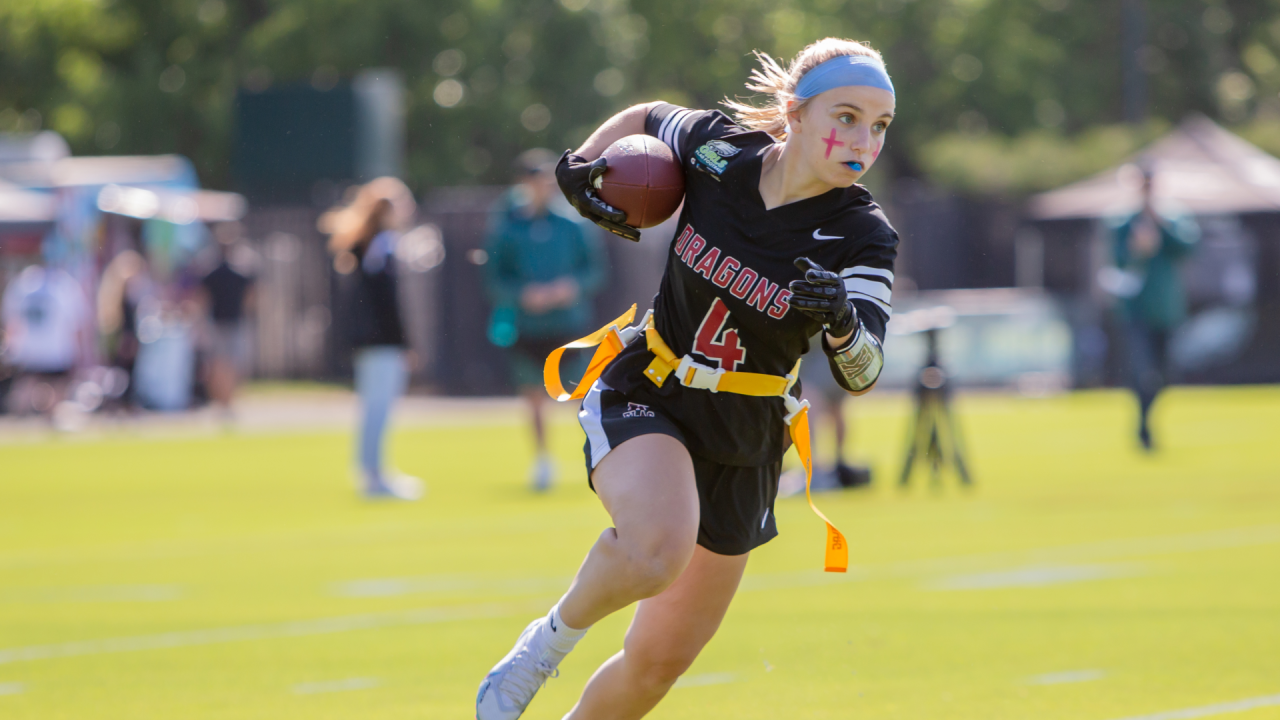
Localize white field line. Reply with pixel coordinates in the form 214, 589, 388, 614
1104, 693, 1280, 720
331, 575, 569, 598
1028, 669, 1106, 685
743, 524, 1280, 593
673, 672, 736, 689
881, 524, 1280, 578
930, 564, 1140, 591
0, 599, 549, 666
0, 682, 24, 695
3, 525, 1278, 667
738, 568, 870, 592
292, 677, 380, 695
1026, 525, 1280, 564
3, 513, 1275, 579
0, 510, 604, 571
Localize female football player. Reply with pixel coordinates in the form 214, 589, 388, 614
477, 37, 898, 720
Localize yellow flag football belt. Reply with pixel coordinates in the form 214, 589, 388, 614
543, 304, 849, 573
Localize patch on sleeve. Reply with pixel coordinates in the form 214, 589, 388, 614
691, 140, 741, 180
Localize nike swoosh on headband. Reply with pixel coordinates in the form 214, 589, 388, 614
813, 229, 842, 240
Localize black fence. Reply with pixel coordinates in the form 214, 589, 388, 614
241, 188, 671, 395
240, 182, 1280, 394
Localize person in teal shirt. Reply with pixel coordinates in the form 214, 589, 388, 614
1105, 168, 1198, 451
485, 148, 607, 490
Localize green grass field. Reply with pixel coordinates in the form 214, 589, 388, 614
2, 387, 1279, 719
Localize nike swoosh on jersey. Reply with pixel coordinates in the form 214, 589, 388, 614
813, 229, 842, 240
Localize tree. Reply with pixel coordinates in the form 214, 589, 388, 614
4, 0, 1279, 195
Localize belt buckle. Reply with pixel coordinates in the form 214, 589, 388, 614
676, 355, 724, 392
617, 309, 652, 346
783, 395, 810, 425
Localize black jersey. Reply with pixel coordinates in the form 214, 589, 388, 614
598, 103, 898, 467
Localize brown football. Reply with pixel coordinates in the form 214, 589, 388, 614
595, 134, 685, 229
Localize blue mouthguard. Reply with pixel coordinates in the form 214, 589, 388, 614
794, 55, 895, 99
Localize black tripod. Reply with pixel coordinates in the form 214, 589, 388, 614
899, 328, 972, 488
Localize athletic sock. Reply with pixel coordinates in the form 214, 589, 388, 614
537, 601, 589, 661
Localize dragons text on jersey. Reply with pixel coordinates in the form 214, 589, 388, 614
674, 223, 794, 323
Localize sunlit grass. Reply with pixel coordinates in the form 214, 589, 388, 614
0, 387, 1277, 719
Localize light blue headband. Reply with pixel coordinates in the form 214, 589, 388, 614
794, 55, 894, 99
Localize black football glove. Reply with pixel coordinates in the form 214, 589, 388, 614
789, 257, 859, 340
555, 150, 640, 242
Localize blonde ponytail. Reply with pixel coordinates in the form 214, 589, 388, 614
724, 38, 885, 139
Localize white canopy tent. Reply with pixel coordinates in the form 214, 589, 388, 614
96, 185, 247, 224
1029, 115, 1280, 219
1025, 115, 1279, 386
0, 181, 56, 224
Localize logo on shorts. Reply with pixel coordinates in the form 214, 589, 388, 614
621, 402, 656, 418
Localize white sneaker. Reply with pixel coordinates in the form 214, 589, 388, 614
386, 473, 426, 500
529, 456, 556, 493
359, 471, 425, 501
777, 466, 839, 497
476, 618, 561, 720
778, 467, 806, 497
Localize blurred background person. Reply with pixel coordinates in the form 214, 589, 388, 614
484, 148, 606, 492
97, 246, 152, 411
1, 262, 90, 417
199, 222, 257, 420
325, 178, 424, 500
1103, 167, 1199, 452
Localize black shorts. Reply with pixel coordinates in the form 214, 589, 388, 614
578, 381, 780, 556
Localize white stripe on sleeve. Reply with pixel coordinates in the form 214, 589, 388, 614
657, 111, 680, 147
659, 109, 694, 160
844, 278, 892, 305
841, 266, 895, 284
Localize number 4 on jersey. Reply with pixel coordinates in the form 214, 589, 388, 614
693, 298, 746, 371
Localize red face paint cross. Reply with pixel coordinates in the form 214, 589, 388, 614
822, 128, 845, 159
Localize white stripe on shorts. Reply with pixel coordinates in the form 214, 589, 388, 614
579, 380, 612, 469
